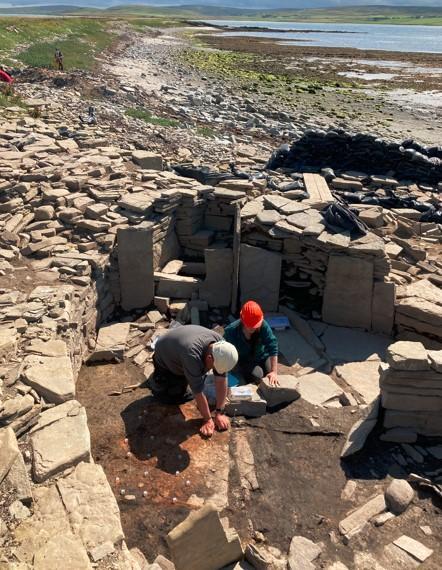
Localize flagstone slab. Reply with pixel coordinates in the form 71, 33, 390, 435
31, 401, 91, 482
335, 361, 381, 404
22, 355, 75, 404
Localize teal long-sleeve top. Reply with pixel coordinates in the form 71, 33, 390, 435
224, 319, 278, 364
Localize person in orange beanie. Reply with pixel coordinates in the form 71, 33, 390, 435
224, 300, 279, 386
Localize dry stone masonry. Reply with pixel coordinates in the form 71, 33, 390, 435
381, 340, 442, 438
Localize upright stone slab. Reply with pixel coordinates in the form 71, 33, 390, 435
200, 248, 233, 308
372, 281, 395, 335
0, 427, 20, 484
117, 224, 154, 311
167, 503, 243, 570
323, 255, 373, 330
240, 244, 281, 312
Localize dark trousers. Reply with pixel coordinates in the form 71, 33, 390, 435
235, 356, 271, 384
149, 356, 193, 405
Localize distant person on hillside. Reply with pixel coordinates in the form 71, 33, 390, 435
54, 48, 64, 71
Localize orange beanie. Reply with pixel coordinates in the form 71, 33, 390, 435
240, 300, 264, 328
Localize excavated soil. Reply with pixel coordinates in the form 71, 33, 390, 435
77, 360, 442, 567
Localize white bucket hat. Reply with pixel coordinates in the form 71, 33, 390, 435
212, 340, 238, 374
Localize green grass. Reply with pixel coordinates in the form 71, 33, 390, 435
195, 126, 217, 138
180, 48, 353, 93
0, 91, 27, 109
264, 7, 442, 26
0, 18, 116, 70
126, 107, 181, 127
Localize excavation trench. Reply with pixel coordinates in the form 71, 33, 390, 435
76, 359, 232, 561
76, 357, 350, 562
77, 356, 442, 566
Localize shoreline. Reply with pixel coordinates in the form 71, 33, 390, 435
200, 31, 442, 63
195, 32, 442, 93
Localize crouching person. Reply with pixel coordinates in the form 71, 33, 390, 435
150, 325, 238, 437
224, 300, 279, 386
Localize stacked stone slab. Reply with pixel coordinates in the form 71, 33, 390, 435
205, 188, 246, 237
395, 279, 442, 342
381, 341, 442, 437
210, 189, 247, 235
152, 214, 181, 270
0, 277, 138, 566
175, 187, 210, 250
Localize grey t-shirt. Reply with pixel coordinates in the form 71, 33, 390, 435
154, 325, 224, 394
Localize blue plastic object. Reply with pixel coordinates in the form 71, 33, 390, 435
228, 372, 240, 387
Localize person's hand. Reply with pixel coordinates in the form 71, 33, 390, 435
267, 371, 279, 386
214, 413, 230, 431
200, 418, 215, 437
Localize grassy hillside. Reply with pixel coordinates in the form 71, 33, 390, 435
1, 5, 441, 25
74, 5, 442, 25
0, 17, 118, 69
0, 15, 185, 69
271, 6, 442, 25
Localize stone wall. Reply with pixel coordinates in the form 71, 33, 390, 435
0, 269, 144, 567
240, 195, 394, 334
268, 129, 442, 185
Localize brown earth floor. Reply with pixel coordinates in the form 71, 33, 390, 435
77, 360, 442, 568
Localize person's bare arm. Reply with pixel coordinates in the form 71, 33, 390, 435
214, 375, 228, 409
266, 355, 279, 386
214, 376, 230, 431
194, 392, 215, 437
